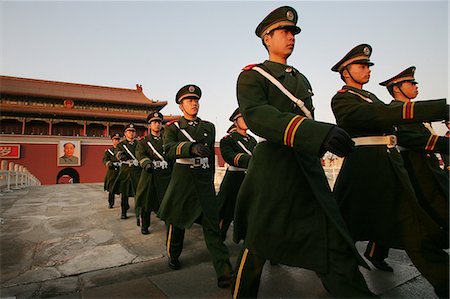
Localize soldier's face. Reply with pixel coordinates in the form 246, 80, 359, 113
265, 29, 295, 59
179, 98, 199, 118
346, 64, 371, 84
234, 116, 248, 131
112, 138, 120, 147
399, 81, 419, 99
150, 120, 162, 133
124, 130, 136, 140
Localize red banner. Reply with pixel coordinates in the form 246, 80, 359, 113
0, 144, 21, 159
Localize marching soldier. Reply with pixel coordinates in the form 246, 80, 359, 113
113, 123, 142, 221
232, 6, 375, 298
102, 133, 121, 208
331, 44, 449, 298
135, 111, 171, 235
217, 108, 257, 241
381, 66, 449, 231
157, 84, 233, 289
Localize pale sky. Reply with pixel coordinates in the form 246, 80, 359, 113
1, 1, 448, 138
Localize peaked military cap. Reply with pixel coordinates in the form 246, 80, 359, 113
332, 44, 374, 73
124, 123, 136, 132
229, 108, 242, 122
379, 66, 417, 87
111, 132, 121, 140
176, 84, 202, 104
147, 111, 163, 123
255, 6, 301, 39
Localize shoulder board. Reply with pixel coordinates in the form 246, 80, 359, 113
222, 134, 231, 139
165, 120, 177, 126
242, 64, 258, 71
337, 89, 348, 93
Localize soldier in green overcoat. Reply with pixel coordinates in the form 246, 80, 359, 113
102, 133, 121, 208
364, 67, 450, 273
217, 108, 257, 241
135, 111, 171, 235
331, 44, 449, 298
232, 6, 375, 298
381, 66, 449, 231
113, 123, 142, 221
157, 84, 233, 289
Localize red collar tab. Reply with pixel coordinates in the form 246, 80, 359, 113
337, 89, 348, 93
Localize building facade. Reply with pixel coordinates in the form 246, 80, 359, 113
0, 75, 185, 184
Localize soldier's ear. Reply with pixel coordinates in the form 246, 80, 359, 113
179, 103, 184, 112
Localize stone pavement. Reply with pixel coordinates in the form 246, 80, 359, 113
0, 183, 439, 299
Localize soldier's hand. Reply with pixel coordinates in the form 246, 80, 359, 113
144, 163, 153, 172
190, 143, 211, 157
320, 126, 354, 157
118, 152, 129, 160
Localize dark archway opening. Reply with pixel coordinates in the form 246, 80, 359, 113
57, 168, 80, 184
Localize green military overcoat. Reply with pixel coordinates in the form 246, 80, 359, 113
234, 61, 368, 273
217, 131, 257, 226
102, 146, 120, 193
331, 86, 447, 249
158, 117, 218, 229
135, 134, 172, 213
393, 108, 449, 231
112, 139, 141, 198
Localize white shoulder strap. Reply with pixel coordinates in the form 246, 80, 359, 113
237, 140, 252, 156
174, 122, 196, 142
252, 66, 313, 119
107, 149, 114, 156
147, 141, 166, 161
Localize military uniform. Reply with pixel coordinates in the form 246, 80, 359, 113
331, 44, 449, 298
380, 67, 449, 232
102, 133, 121, 208
135, 112, 172, 234
217, 108, 257, 240
232, 7, 375, 299
157, 84, 232, 287
112, 124, 142, 219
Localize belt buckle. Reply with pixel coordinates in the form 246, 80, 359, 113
194, 158, 201, 166
388, 135, 397, 148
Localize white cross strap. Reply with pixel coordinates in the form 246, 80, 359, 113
147, 141, 166, 161
174, 122, 196, 142
252, 66, 313, 119
237, 140, 252, 156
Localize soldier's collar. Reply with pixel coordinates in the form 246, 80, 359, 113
343, 85, 372, 97
263, 60, 298, 77
180, 117, 201, 127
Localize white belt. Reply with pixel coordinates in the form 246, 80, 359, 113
228, 166, 247, 172
352, 135, 397, 148
121, 160, 139, 167
176, 157, 209, 169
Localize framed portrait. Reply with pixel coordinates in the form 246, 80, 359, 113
58, 140, 81, 166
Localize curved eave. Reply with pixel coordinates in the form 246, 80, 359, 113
0, 104, 180, 123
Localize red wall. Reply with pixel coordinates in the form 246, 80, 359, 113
1, 143, 109, 185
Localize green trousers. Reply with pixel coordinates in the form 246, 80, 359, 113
165, 215, 233, 279
232, 220, 377, 298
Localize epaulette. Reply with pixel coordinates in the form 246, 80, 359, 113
242, 64, 258, 71
337, 89, 348, 93
165, 120, 177, 126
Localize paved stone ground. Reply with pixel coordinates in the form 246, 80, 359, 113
0, 183, 440, 298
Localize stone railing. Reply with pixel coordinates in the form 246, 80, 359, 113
0, 160, 41, 194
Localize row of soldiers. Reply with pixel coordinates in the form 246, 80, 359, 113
101, 5, 449, 298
